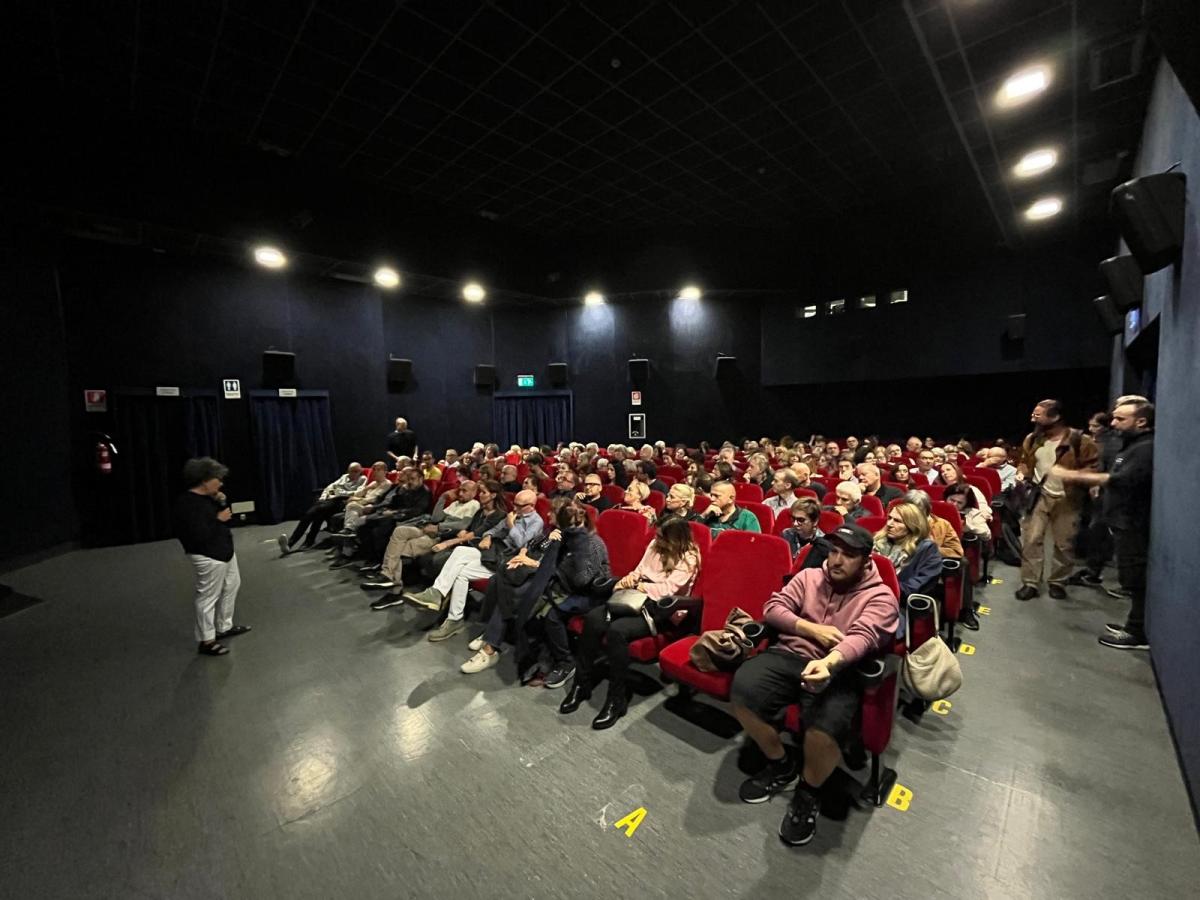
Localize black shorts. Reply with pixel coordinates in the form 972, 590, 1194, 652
730, 648, 861, 742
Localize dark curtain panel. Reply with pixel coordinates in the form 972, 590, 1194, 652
250, 392, 339, 523
493, 392, 573, 449
111, 392, 223, 544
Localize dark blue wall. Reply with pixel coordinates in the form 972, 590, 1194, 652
1122, 60, 1200, 816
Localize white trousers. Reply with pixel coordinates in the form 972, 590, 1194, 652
189, 554, 240, 642
432, 546, 493, 621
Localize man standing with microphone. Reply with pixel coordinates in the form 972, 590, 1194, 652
172, 457, 251, 656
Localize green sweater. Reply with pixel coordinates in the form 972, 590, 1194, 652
709, 506, 761, 538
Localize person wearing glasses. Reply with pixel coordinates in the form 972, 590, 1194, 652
659, 483, 702, 524
403, 489, 544, 640
548, 469, 578, 500
575, 474, 614, 513
781, 497, 828, 562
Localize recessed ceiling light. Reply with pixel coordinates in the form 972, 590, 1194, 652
373, 266, 401, 289
1014, 147, 1058, 178
1024, 196, 1063, 221
678, 285, 701, 301
462, 282, 486, 303
584, 291, 605, 306
996, 65, 1052, 108
253, 245, 287, 269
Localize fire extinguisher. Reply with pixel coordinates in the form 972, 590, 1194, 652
92, 433, 118, 475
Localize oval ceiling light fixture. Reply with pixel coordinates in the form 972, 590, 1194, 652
1024, 196, 1063, 221
373, 266, 401, 289
584, 290, 605, 306
678, 285, 702, 301
462, 282, 486, 303
1014, 147, 1058, 178
253, 245, 287, 269
996, 64, 1052, 109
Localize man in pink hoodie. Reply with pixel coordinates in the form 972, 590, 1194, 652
730, 523, 899, 847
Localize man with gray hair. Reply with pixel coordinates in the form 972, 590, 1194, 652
386, 417, 418, 465
278, 461, 366, 553
172, 457, 250, 656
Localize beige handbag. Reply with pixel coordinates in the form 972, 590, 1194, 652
689, 607, 757, 672
901, 595, 963, 700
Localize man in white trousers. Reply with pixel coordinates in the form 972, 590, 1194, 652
172, 457, 251, 656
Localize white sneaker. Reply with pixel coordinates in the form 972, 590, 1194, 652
467, 634, 485, 651
460, 649, 500, 674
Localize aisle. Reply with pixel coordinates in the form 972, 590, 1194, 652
1, 526, 1196, 899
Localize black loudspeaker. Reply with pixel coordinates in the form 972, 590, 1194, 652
474, 364, 496, 387
548, 362, 568, 387
387, 358, 412, 390
714, 354, 737, 378
628, 358, 649, 387
1005, 314, 1026, 341
1093, 295, 1125, 335
262, 351, 296, 387
1109, 172, 1187, 273
1100, 255, 1144, 312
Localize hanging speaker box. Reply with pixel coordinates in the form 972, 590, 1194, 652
262, 351, 296, 388
548, 362, 568, 387
1093, 295, 1124, 335
474, 364, 496, 387
1109, 171, 1187, 273
1100, 255, 1144, 312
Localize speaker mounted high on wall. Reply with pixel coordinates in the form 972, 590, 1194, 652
714, 354, 738, 379
1099, 255, 1144, 312
548, 362, 568, 387
1004, 314, 1026, 341
1093, 295, 1125, 336
474, 364, 497, 388
387, 357, 412, 391
262, 351, 296, 388
628, 357, 649, 388
1109, 170, 1187, 273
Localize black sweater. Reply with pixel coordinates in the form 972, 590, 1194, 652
172, 492, 234, 561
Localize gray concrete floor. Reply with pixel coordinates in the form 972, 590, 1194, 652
2, 524, 1197, 899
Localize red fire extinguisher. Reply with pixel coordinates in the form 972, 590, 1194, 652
96, 442, 112, 474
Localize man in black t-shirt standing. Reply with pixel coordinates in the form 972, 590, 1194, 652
386, 417, 418, 467
1054, 399, 1155, 650
171, 457, 250, 656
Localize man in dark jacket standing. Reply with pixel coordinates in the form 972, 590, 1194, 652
1054, 399, 1155, 650
172, 457, 250, 656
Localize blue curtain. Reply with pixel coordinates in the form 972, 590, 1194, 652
111, 391, 223, 544
250, 392, 339, 524
493, 392, 573, 449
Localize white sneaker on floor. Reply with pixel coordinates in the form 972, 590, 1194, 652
461, 650, 500, 674
468, 634, 485, 651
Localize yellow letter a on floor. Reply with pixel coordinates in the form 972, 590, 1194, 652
614, 807, 646, 837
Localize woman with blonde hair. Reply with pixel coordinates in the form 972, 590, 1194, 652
873, 502, 942, 600
660, 482, 702, 523
617, 480, 657, 524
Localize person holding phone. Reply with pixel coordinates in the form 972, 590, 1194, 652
172, 457, 250, 657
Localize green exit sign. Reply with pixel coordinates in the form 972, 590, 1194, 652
516, 374, 536, 388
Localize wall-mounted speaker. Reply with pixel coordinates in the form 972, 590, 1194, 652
628, 358, 649, 387
548, 362, 568, 387
1093, 295, 1125, 335
714, 354, 738, 378
1100, 254, 1144, 312
474, 364, 496, 387
262, 351, 296, 388
1109, 171, 1187, 273
1005, 314, 1027, 341
387, 357, 412, 390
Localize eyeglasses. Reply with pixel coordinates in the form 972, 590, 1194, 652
584, 482, 602, 488
514, 502, 534, 510
791, 516, 812, 524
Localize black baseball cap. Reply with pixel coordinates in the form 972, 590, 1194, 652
826, 523, 873, 555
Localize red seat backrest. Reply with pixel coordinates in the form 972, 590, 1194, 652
915, 483, 945, 501
856, 515, 886, 534
602, 484, 625, 505
740, 501, 774, 534
971, 467, 1001, 497
772, 509, 793, 537
698, 532, 792, 632
734, 483, 764, 503
860, 494, 885, 517
539, 478, 556, 495
596, 509, 653, 578
646, 490, 666, 514
871, 553, 901, 600
818, 509, 844, 533
794, 487, 819, 499
965, 475, 994, 503
535, 496, 553, 528
687, 521, 712, 597
516, 464, 530, 480
931, 501, 963, 537
693, 494, 712, 514
657, 473, 678, 486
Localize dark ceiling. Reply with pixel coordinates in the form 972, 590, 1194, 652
13, 0, 1155, 255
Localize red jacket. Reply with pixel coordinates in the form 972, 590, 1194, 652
763, 561, 899, 665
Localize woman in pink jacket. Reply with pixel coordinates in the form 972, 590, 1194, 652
559, 517, 700, 730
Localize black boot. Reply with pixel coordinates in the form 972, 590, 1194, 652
558, 676, 591, 714
591, 689, 628, 730
959, 608, 980, 631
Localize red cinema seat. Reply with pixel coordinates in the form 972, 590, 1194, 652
859, 494, 885, 517
516, 463, 530, 480
818, 509, 844, 533
772, 509, 793, 538
931, 501, 970, 645
646, 490, 666, 516
970, 467, 1001, 498
741, 501, 774, 534
602, 484, 625, 505
693, 494, 712, 514
794, 487, 820, 499
658, 533, 792, 701
915, 482, 945, 502
734, 483, 764, 504
539, 477, 557, 496
535, 497, 553, 529
596, 509, 654, 578
657, 473, 678, 486
855, 515, 886, 534
621, 523, 714, 663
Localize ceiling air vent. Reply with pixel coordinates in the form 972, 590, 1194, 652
1089, 32, 1146, 90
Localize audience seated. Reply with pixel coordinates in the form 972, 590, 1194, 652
764, 469, 801, 514
781, 497, 829, 564
660, 483, 702, 523
636, 461, 669, 495
277, 461, 365, 553
828, 481, 870, 524
857, 463, 902, 507
872, 502, 942, 601
702, 481, 762, 536
944, 483, 991, 542
981, 446, 1018, 491
335, 462, 395, 533
576, 473, 614, 513
790, 462, 827, 499
617, 481, 658, 524
903, 489, 963, 559
334, 467, 431, 568
914, 449, 940, 484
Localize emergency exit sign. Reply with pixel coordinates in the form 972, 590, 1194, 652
516, 374, 535, 388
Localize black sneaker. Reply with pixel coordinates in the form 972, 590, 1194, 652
543, 664, 576, 689
369, 594, 405, 611
739, 750, 798, 803
1068, 571, 1104, 588
1098, 630, 1148, 650
1103, 622, 1124, 636
779, 785, 819, 846
360, 580, 396, 591
1048, 584, 1067, 600
959, 609, 980, 631
329, 557, 355, 569
1014, 585, 1039, 601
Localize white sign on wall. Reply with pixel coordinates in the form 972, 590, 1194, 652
156, 386, 180, 397
222, 379, 242, 399
628, 413, 646, 440
278, 388, 298, 398
631, 390, 642, 406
